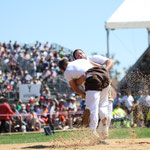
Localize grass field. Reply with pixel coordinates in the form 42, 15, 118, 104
0, 127, 150, 144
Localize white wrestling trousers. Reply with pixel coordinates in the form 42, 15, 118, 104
98, 100, 113, 137
85, 86, 109, 131
107, 100, 113, 127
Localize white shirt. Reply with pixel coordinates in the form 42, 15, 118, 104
140, 95, 150, 107
122, 95, 134, 110
64, 59, 93, 82
88, 55, 108, 65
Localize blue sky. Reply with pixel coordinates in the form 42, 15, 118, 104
0, 0, 148, 79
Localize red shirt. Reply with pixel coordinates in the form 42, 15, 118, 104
7, 84, 12, 91
0, 103, 15, 120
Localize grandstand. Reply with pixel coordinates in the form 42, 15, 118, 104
118, 46, 150, 95
0, 41, 73, 102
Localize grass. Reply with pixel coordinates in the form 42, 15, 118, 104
109, 127, 150, 139
0, 128, 150, 144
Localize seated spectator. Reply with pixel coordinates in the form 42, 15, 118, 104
15, 99, 22, 111
72, 107, 82, 128
80, 100, 86, 112
34, 102, 41, 114
11, 104, 22, 132
40, 104, 49, 125
58, 99, 68, 128
39, 96, 46, 109
67, 96, 77, 112
49, 67, 57, 78
66, 96, 77, 129
48, 101, 56, 118
26, 103, 31, 113
28, 97, 35, 110
19, 104, 28, 132
112, 103, 127, 127
26, 108, 41, 131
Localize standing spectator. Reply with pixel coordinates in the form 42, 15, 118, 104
113, 93, 122, 109
0, 96, 15, 133
23, 70, 33, 83
121, 91, 134, 125
132, 100, 144, 127
121, 91, 134, 111
139, 91, 150, 127
30, 58, 37, 77
42, 67, 51, 81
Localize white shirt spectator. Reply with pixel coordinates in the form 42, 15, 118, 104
140, 95, 150, 107
122, 94, 134, 111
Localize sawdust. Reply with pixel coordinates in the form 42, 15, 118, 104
0, 138, 150, 150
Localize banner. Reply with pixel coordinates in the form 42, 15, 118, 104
19, 84, 40, 102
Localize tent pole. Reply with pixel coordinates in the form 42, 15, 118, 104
148, 28, 150, 46
106, 29, 110, 58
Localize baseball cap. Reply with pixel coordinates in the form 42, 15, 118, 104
29, 97, 35, 102
67, 96, 76, 101
40, 96, 45, 100
21, 104, 26, 109
26, 103, 31, 107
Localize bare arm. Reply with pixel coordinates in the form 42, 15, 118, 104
90, 58, 114, 71
90, 61, 102, 68
75, 74, 86, 86
105, 59, 114, 71
69, 80, 85, 99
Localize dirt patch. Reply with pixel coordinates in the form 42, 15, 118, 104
0, 138, 150, 150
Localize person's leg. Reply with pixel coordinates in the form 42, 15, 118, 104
107, 100, 113, 128
98, 106, 108, 138
98, 86, 109, 139
85, 90, 100, 132
0, 120, 2, 133
0, 120, 6, 133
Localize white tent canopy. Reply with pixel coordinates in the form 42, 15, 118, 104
106, 0, 150, 30
105, 0, 150, 58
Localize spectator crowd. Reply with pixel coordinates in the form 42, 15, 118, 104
0, 41, 150, 134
